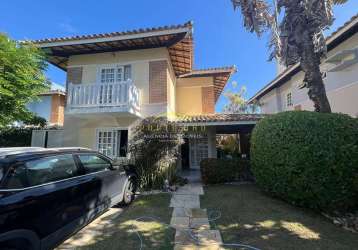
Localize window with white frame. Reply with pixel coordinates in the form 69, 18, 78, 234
96, 129, 128, 158
99, 65, 131, 84
286, 92, 293, 107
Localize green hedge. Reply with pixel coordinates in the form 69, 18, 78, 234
200, 158, 253, 184
251, 111, 358, 212
0, 127, 33, 147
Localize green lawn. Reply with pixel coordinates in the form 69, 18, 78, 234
57, 194, 174, 250
201, 185, 358, 250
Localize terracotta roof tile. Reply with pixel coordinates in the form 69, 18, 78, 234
178, 66, 237, 77
30, 21, 193, 44
174, 113, 265, 123
179, 66, 237, 102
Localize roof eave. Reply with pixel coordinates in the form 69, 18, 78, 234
248, 15, 358, 104
34, 26, 192, 48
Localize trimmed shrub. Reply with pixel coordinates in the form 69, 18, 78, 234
0, 127, 33, 147
200, 158, 253, 184
251, 111, 358, 212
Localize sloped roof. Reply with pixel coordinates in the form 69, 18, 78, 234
174, 113, 265, 124
38, 90, 66, 96
179, 66, 237, 102
29, 22, 194, 75
248, 14, 358, 103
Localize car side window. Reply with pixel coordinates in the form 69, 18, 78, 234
3, 154, 78, 189
78, 154, 111, 174
4, 165, 27, 189
26, 154, 78, 187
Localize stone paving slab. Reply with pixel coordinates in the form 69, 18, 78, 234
173, 244, 199, 250
195, 230, 223, 246
174, 229, 223, 249
175, 229, 197, 245
172, 171, 224, 250
190, 218, 210, 230
174, 245, 222, 250
173, 207, 189, 217
170, 194, 201, 208
188, 208, 208, 218
171, 216, 190, 229
176, 184, 204, 195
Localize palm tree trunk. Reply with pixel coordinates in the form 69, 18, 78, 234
300, 31, 332, 113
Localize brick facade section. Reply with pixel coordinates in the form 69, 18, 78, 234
50, 94, 65, 126
202, 86, 215, 114
149, 60, 168, 103
66, 67, 83, 84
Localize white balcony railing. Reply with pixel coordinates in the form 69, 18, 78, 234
67, 80, 140, 115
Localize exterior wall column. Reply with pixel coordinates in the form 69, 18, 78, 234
207, 126, 217, 158
239, 131, 250, 158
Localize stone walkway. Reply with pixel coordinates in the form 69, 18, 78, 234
170, 170, 223, 250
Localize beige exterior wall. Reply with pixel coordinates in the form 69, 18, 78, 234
68, 48, 170, 107
63, 48, 225, 155
261, 33, 358, 117
176, 86, 203, 115
176, 77, 214, 116
63, 115, 139, 149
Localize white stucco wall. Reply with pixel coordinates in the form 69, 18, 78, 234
260, 33, 358, 117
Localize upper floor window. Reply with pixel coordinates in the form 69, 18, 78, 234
99, 65, 131, 84
286, 92, 293, 107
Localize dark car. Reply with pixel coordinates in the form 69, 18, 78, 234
0, 147, 137, 250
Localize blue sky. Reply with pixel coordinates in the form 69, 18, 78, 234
1, 1, 357, 111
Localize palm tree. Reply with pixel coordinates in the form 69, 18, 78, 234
231, 0, 348, 113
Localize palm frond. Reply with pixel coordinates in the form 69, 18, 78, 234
231, 0, 273, 36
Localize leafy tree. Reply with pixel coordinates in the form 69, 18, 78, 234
223, 82, 260, 113
23, 114, 47, 128
0, 33, 49, 127
231, 0, 348, 113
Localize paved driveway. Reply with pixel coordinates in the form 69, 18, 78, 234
56, 207, 124, 249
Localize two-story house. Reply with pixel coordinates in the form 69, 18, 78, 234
31, 22, 263, 169
248, 14, 358, 117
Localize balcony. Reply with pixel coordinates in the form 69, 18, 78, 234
66, 80, 140, 116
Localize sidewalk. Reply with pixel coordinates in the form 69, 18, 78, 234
170, 170, 223, 250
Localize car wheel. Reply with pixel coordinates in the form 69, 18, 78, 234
121, 178, 136, 205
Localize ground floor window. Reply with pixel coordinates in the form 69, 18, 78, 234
96, 128, 128, 158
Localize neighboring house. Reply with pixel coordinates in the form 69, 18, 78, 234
27, 88, 66, 126
248, 14, 358, 117
31, 22, 264, 169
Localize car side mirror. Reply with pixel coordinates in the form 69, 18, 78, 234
109, 165, 124, 171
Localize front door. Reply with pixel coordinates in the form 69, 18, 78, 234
189, 137, 208, 169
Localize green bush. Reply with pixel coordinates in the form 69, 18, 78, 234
0, 127, 33, 147
129, 117, 183, 190
251, 111, 358, 212
200, 158, 253, 184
